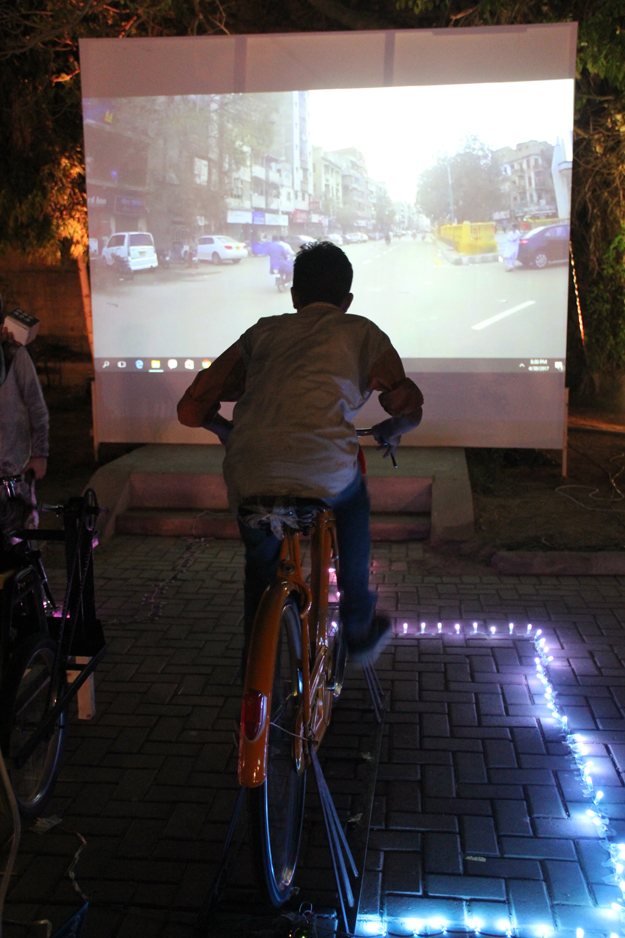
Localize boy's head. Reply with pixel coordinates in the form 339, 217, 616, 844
291, 241, 353, 310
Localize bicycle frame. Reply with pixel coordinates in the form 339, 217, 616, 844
238, 509, 338, 788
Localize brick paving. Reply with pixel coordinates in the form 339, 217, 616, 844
4, 537, 625, 938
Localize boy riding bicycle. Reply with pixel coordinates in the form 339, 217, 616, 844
178, 241, 423, 665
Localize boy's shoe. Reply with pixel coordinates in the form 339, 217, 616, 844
348, 615, 392, 665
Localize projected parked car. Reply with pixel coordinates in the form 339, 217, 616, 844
517, 222, 570, 269
102, 232, 158, 271
196, 236, 248, 264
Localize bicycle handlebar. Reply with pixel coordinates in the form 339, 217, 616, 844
355, 428, 398, 469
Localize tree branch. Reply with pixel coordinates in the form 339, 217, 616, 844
301, 0, 386, 30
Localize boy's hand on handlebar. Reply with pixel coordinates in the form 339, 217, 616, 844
202, 413, 233, 444
371, 419, 403, 459
371, 410, 423, 459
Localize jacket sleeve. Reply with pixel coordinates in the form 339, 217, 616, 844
367, 347, 424, 419
177, 343, 246, 428
13, 348, 49, 458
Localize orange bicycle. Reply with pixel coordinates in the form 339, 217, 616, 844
236, 429, 386, 909
238, 497, 346, 906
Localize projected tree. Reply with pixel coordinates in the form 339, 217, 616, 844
416, 137, 504, 226
99, 93, 281, 241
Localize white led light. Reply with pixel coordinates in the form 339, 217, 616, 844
362, 920, 386, 936
455, 623, 460, 633
597, 790, 604, 800
576, 929, 584, 938
536, 629, 542, 636
437, 622, 442, 633
527, 623, 533, 632
403, 623, 409, 634
509, 622, 514, 633
402, 919, 422, 933
421, 622, 426, 633
473, 622, 478, 632
490, 625, 497, 634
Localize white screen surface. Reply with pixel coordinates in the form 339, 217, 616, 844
80, 25, 576, 447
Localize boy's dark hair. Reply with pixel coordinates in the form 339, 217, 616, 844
292, 241, 353, 308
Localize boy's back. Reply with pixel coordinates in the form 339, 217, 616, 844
223, 302, 391, 508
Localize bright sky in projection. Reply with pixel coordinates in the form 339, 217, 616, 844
309, 80, 575, 202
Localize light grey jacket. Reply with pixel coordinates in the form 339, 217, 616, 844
0, 345, 49, 475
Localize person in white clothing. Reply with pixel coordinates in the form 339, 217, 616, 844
501, 224, 521, 272
178, 241, 423, 665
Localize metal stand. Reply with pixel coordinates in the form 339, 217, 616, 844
363, 662, 384, 723
311, 747, 358, 935
197, 786, 246, 933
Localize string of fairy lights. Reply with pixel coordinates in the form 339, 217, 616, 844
357, 621, 625, 938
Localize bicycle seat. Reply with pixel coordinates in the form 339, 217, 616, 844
238, 496, 329, 538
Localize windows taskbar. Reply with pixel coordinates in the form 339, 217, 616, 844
96, 357, 213, 373
95, 357, 567, 374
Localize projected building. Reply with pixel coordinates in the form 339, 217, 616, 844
495, 140, 557, 219
83, 107, 150, 253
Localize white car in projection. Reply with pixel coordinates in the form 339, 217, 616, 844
102, 232, 158, 271
196, 235, 248, 264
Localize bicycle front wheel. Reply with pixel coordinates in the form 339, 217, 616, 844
249, 597, 306, 906
0, 634, 67, 818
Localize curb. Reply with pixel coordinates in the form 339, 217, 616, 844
436, 241, 500, 266
492, 550, 625, 575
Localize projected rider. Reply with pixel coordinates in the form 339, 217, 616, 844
177, 240, 424, 666
266, 234, 294, 280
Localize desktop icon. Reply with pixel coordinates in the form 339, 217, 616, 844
117, 360, 127, 368
184, 359, 194, 370
554, 361, 564, 371
202, 359, 211, 369
151, 360, 161, 369
103, 360, 110, 368
135, 360, 144, 369
168, 359, 178, 370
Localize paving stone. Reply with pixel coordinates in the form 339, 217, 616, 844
424, 833, 462, 874
426, 874, 506, 900
508, 879, 555, 927
384, 851, 422, 893
526, 785, 567, 818
461, 816, 498, 855
483, 738, 518, 768
500, 837, 577, 860
544, 859, 593, 904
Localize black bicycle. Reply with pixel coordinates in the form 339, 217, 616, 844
0, 477, 106, 818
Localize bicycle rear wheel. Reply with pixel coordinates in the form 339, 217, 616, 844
0, 634, 66, 818
249, 597, 306, 906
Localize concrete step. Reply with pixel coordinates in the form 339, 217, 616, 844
115, 508, 431, 541
127, 471, 432, 513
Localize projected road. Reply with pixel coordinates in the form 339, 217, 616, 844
91, 237, 567, 362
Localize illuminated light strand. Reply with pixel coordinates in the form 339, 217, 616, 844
358, 623, 625, 938
532, 632, 625, 925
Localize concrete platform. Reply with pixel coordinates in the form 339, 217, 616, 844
86, 444, 474, 544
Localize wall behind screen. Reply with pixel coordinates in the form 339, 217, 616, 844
81, 24, 576, 448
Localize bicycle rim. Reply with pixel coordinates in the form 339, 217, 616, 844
0, 635, 66, 818
249, 598, 306, 906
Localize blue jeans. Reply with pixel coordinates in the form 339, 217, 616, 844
238, 471, 376, 665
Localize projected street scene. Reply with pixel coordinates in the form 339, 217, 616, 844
84, 81, 574, 362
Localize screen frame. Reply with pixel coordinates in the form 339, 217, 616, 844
80, 24, 577, 448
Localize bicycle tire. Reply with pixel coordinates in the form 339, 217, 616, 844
248, 597, 306, 906
0, 633, 67, 818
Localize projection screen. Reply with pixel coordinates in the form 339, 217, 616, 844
79, 24, 577, 447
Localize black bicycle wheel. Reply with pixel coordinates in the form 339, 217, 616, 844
0, 634, 66, 818
249, 597, 306, 906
